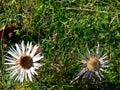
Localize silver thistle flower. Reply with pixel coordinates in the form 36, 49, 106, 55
4, 41, 44, 83
71, 43, 109, 83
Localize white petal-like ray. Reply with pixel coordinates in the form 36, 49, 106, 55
30, 67, 38, 75
9, 47, 18, 55
102, 53, 107, 58
83, 71, 90, 79
20, 72, 25, 83
34, 63, 43, 67
27, 70, 32, 82
100, 60, 108, 65
21, 41, 25, 54
5, 62, 16, 65
87, 48, 91, 57
100, 68, 107, 72
74, 68, 88, 81
99, 71, 104, 79
99, 56, 107, 61
24, 71, 28, 81
15, 73, 20, 81
30, 45, 39, 57
6, 66, 18, 71
8, 51, 18, 59
95, 71, 102, 80
5, 56, 15, 60
33, 66, 39, 69
89, 72, 93, 79
9, 69, 18, 78
101, 64, 109, 68
26, 41, 29, 48
33, 54, 43, 62
96, 42, 99, 55
18, 70, 24, 83
4, 58, 15, 63
16, 69, 24, 82
15, 44, 22, 55
26, 42, 32, 55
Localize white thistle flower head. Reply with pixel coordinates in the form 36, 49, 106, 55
4, 41, 44, 83
71, 43, 109, 83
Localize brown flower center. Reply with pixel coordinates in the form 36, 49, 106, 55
87, 57, 100, 71
20, 56, 33, 69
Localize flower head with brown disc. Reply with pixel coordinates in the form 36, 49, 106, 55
71, 43, 109, 83
4, 41, 44, 83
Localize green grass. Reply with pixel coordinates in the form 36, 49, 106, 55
0, 0, 120, 90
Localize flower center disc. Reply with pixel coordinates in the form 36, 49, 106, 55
20, 56, 33, 69
87, 57, 100, 71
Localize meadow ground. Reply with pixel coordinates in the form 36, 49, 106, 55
0, 0, 120, 90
